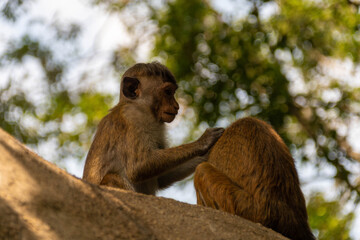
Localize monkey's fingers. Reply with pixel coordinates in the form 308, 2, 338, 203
209, 128, 225, 143
210, 127, 225, 132
212, 127, 225, 136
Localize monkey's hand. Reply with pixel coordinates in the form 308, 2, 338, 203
197, 127, 225, 155
200, 150, 210, 159
191, 155, 209, 165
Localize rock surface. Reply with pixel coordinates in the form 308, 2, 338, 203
0, 128, 288, 240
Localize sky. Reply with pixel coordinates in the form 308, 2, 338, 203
1, 0, 359, 238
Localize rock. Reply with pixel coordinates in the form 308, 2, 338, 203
0, 128, 288, 240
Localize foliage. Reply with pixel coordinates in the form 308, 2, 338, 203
307, 193, 355, 240
149, 0, 360, 200
0, 1, 115, 162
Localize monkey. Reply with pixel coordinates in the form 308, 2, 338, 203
194, 117, 315, 240
82, 62, 224, 195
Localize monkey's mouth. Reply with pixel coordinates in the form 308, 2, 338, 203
164, 112, 177, 116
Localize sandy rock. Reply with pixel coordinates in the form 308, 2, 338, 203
0, 128, 288, 240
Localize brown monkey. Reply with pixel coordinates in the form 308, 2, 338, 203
82, 62, 224, 195
194, 117, 315, 240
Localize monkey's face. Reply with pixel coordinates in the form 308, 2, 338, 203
121, 76, 179, 123
157, 82, 179, 123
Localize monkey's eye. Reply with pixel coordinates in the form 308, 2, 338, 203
164, 89, 173, 96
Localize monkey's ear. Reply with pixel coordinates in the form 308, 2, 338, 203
122, 77, 140, 99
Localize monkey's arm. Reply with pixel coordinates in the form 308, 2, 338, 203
194, 162, 253, 215
157, 156, 206, 189
127, 128, 224, 183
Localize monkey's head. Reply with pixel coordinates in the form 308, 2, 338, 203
120, 62, 180, 123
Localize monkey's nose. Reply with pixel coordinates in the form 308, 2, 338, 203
174, 102, 180, 111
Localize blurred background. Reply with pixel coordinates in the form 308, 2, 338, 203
1, 0, 360, 239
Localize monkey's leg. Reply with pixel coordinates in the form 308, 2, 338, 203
194, 162, 253, 216
100, 173, 127, 189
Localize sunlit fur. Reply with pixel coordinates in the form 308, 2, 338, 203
194, 117, 315, 240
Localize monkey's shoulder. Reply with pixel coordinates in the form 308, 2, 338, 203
86, 111, 129, 157
224, 117, 283, 143
99, 108, 127, 130
228, 117, 272, 132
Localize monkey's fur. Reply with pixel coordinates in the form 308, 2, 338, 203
83, 62, 224, 195
194, 117, 315, 240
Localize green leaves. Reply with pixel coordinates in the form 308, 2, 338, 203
151, 0, 360, 200
308, 193, 354, 240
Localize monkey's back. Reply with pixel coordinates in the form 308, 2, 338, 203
207, 117, 314, 240
208, 117, 296, 187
